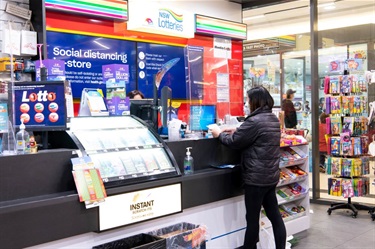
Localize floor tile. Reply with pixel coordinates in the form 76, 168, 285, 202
293, 203, 375, 249
293, 242, 333, 249
336, 234, 375, 249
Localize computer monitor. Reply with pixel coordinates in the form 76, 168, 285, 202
190, 105, 216, 131
13, 81, 67, 131
130, 99, 156, 129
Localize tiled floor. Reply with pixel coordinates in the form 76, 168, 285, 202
293, 203, 375, 248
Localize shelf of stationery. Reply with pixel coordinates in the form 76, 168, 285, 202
279, 158, 307, 168
278, 174, 308, 188
272, 143, 310, 235
276, 190, 309, 205
261, 202, 308, 235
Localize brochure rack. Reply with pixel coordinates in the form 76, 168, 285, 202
324, 72, 375, 219
261, 143, 310, 236
68, 116, 181, 187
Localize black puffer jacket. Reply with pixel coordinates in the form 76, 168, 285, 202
218, 106, 280, 186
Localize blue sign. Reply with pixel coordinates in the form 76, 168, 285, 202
46, 31, 136, 98
13, 81, 67, 130
137, 42, 188, 99
187, 46, 204, 100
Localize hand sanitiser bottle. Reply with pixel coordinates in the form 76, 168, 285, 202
184, 147, 194, 174
16, 120, 30, 154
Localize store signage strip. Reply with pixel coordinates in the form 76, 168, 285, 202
195, 15, 247, 40
127, 2, 195, 38
45, 0, 128, 20
99, 183, 182, 230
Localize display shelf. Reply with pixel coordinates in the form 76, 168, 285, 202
261, 211, 307, 229
68, 116, 181, 187
279, 158, 307, 168
280, 143, 308, 148
324, 72, 374, 219
277, 192, 308, 205
277, 144, 310, 235
278, 174, 308, 187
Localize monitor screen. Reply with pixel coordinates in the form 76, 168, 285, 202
190, 105, 216, 131
130, 99, 156, 128
14, 81, 67, 131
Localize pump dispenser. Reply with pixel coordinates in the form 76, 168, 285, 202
184, 147, 194, 174
16, 119, 30, 154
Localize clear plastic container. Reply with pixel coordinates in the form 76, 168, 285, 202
1, 120, 16, 155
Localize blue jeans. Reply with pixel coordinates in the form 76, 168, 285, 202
244, 184, 286, 249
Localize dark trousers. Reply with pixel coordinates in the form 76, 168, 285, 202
244, 185, 286, 249
319, 152, 327, 168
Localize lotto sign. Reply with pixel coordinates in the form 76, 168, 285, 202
13, 81, 67, 130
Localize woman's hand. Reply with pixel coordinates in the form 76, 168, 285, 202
211, 126, 236, 138
210, 126, 222, 138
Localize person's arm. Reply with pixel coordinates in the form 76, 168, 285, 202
217, 120, 258, 150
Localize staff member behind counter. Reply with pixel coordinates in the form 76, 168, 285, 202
210, 86, 286, 249
127, 90, 145, 100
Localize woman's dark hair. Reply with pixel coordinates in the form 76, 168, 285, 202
247, 86, 274, 113
320, 112, 329, 124
127, 90, 145, 99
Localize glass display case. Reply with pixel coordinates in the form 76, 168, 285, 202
68, 116, 181, 187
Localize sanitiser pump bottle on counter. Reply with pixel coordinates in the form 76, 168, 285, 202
16, 119, 30, 154
184, 147, 194, 174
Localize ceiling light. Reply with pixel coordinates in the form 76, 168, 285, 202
243, 15, 265, 21
318, 2, 335, 8
324, 5, 336, 10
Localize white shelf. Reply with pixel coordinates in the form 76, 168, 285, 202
261, 212, 310, 237
280, 157, 308, 168
278, 174, 308, 187
276, 144, 310, 236
277, 192, 309, 205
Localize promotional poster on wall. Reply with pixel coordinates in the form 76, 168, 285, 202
46, 31, 136, 98
137, 42, 188, 99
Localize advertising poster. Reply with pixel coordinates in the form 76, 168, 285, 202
13, 81, 66, 130
46, 31, 136, 98
217, 73, 229, 102
187, 46, 204, 100
214, 37, 232, 59
137, 42, 188, 99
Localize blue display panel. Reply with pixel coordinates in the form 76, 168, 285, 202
46, 31, 136, 98
186, 46, 204, 100
190, 105, 216, 131
136, 42, 188, 99
14, 81, 67, 130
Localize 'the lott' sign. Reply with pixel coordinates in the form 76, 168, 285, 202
127, 2, 194, 38
99, 183, 182, 230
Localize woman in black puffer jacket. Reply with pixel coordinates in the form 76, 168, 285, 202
211, 86, 286, 249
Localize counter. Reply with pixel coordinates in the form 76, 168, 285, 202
0, 137, 242, 248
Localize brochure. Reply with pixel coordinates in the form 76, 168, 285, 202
71, 156, 107, 209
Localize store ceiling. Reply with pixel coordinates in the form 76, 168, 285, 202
229, 0, 296, 9
241, 0, 375, 40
